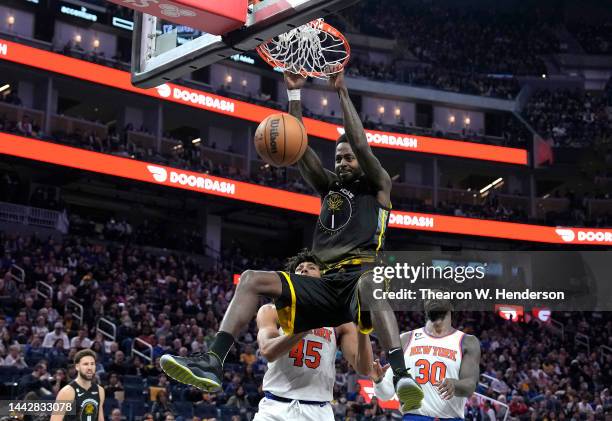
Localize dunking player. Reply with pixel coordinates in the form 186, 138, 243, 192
371, 298, 481, 418
254, 250, 372, 420
51, 350, 105, 421
160, 66, 424, 409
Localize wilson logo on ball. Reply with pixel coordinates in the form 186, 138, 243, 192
269, 119, 280, 154
254, 113, 308, 167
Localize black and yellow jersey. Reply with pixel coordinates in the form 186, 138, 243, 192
65, 381, 100, 421
312, 176, 390, 267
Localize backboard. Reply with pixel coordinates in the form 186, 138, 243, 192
131, 0, 360, 88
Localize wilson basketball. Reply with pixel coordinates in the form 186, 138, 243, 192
254, 113, 308, 167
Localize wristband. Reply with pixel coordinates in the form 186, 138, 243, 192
287, 89, 301, 101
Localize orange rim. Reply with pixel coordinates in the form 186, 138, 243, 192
255, 20, 351, 77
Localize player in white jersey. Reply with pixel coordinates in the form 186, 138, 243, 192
372, 296, 480, 420
254, 250, 374, 421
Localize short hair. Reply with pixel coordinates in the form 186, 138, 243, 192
285, 249, 322, 273
336, 134, 348, 145
74, 349, 97, 364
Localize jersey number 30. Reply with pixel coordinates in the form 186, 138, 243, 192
415, 359, 447, 385
289, 340, 322, 368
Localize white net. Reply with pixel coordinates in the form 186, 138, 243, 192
256, 19, 349, 78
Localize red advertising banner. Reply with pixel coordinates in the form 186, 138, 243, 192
357, 379, 399, 410
0, 134, 609, 245
388, 211, 612, 245
0, 133, 320, 215
0, 38, 528, 165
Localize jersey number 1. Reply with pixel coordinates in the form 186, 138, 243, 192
289, 340, 322, 368
415, 359, 447, 385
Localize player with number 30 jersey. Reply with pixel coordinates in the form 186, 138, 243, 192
372, 297, 481, 420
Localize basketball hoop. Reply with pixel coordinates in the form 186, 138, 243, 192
256, 19, 350, 79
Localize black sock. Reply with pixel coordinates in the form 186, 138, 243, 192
208, 331, 235, 366
387, 347, 407, 376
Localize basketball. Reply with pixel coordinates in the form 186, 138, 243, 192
254, 113, 308, 167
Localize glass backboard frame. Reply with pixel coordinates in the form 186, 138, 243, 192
131, 0, 360, 88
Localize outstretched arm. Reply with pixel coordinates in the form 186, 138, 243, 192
336, 323, 373, 376
372, 331, 410, 400
436, 334, 481, 399
284, 72, 336, 194
256, 304, 309, 362
330, 67, 392, 204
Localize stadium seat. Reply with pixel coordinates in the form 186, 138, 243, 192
122, 375, 144, 387
103, 398, 119, 417
169, 384, 187, 398
173, 401, 193, 419
121, 400, 133, 420
124, 386, 144, 400
194, 403, 217, 419
128, 400, 146, 419
0, 366, 21, 380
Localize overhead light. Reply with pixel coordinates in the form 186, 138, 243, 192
321, 97, 328, 107
0, 84, 10, 93
541, 74, 547, 79
7, 16, 15, 25
93, 39, 100, 48
479, 177, 503, 194
191, 138, 201, 144
449, 115, 455, 124
112, 17, 134, 31
378, 106, 385, 115
394, 107, 401, 117
464, 117, 471, 126
74, 34, 82, 43
225, 74, 232, 84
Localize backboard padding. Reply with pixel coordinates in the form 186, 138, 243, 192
131, 0, 360, 88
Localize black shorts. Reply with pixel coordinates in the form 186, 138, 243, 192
274, 265, 373, 335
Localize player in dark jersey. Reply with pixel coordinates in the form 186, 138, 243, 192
51, 349, 105, 421
160, 66, 424, 410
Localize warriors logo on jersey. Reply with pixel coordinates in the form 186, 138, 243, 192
65, 381, 100, 421
76, 398, 99, 421
319, 191, 353, 233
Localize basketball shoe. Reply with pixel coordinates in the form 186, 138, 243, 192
160, 352, 223, 392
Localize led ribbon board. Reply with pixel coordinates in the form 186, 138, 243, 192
0, 134, 608, 245
0, 38, 528, 164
